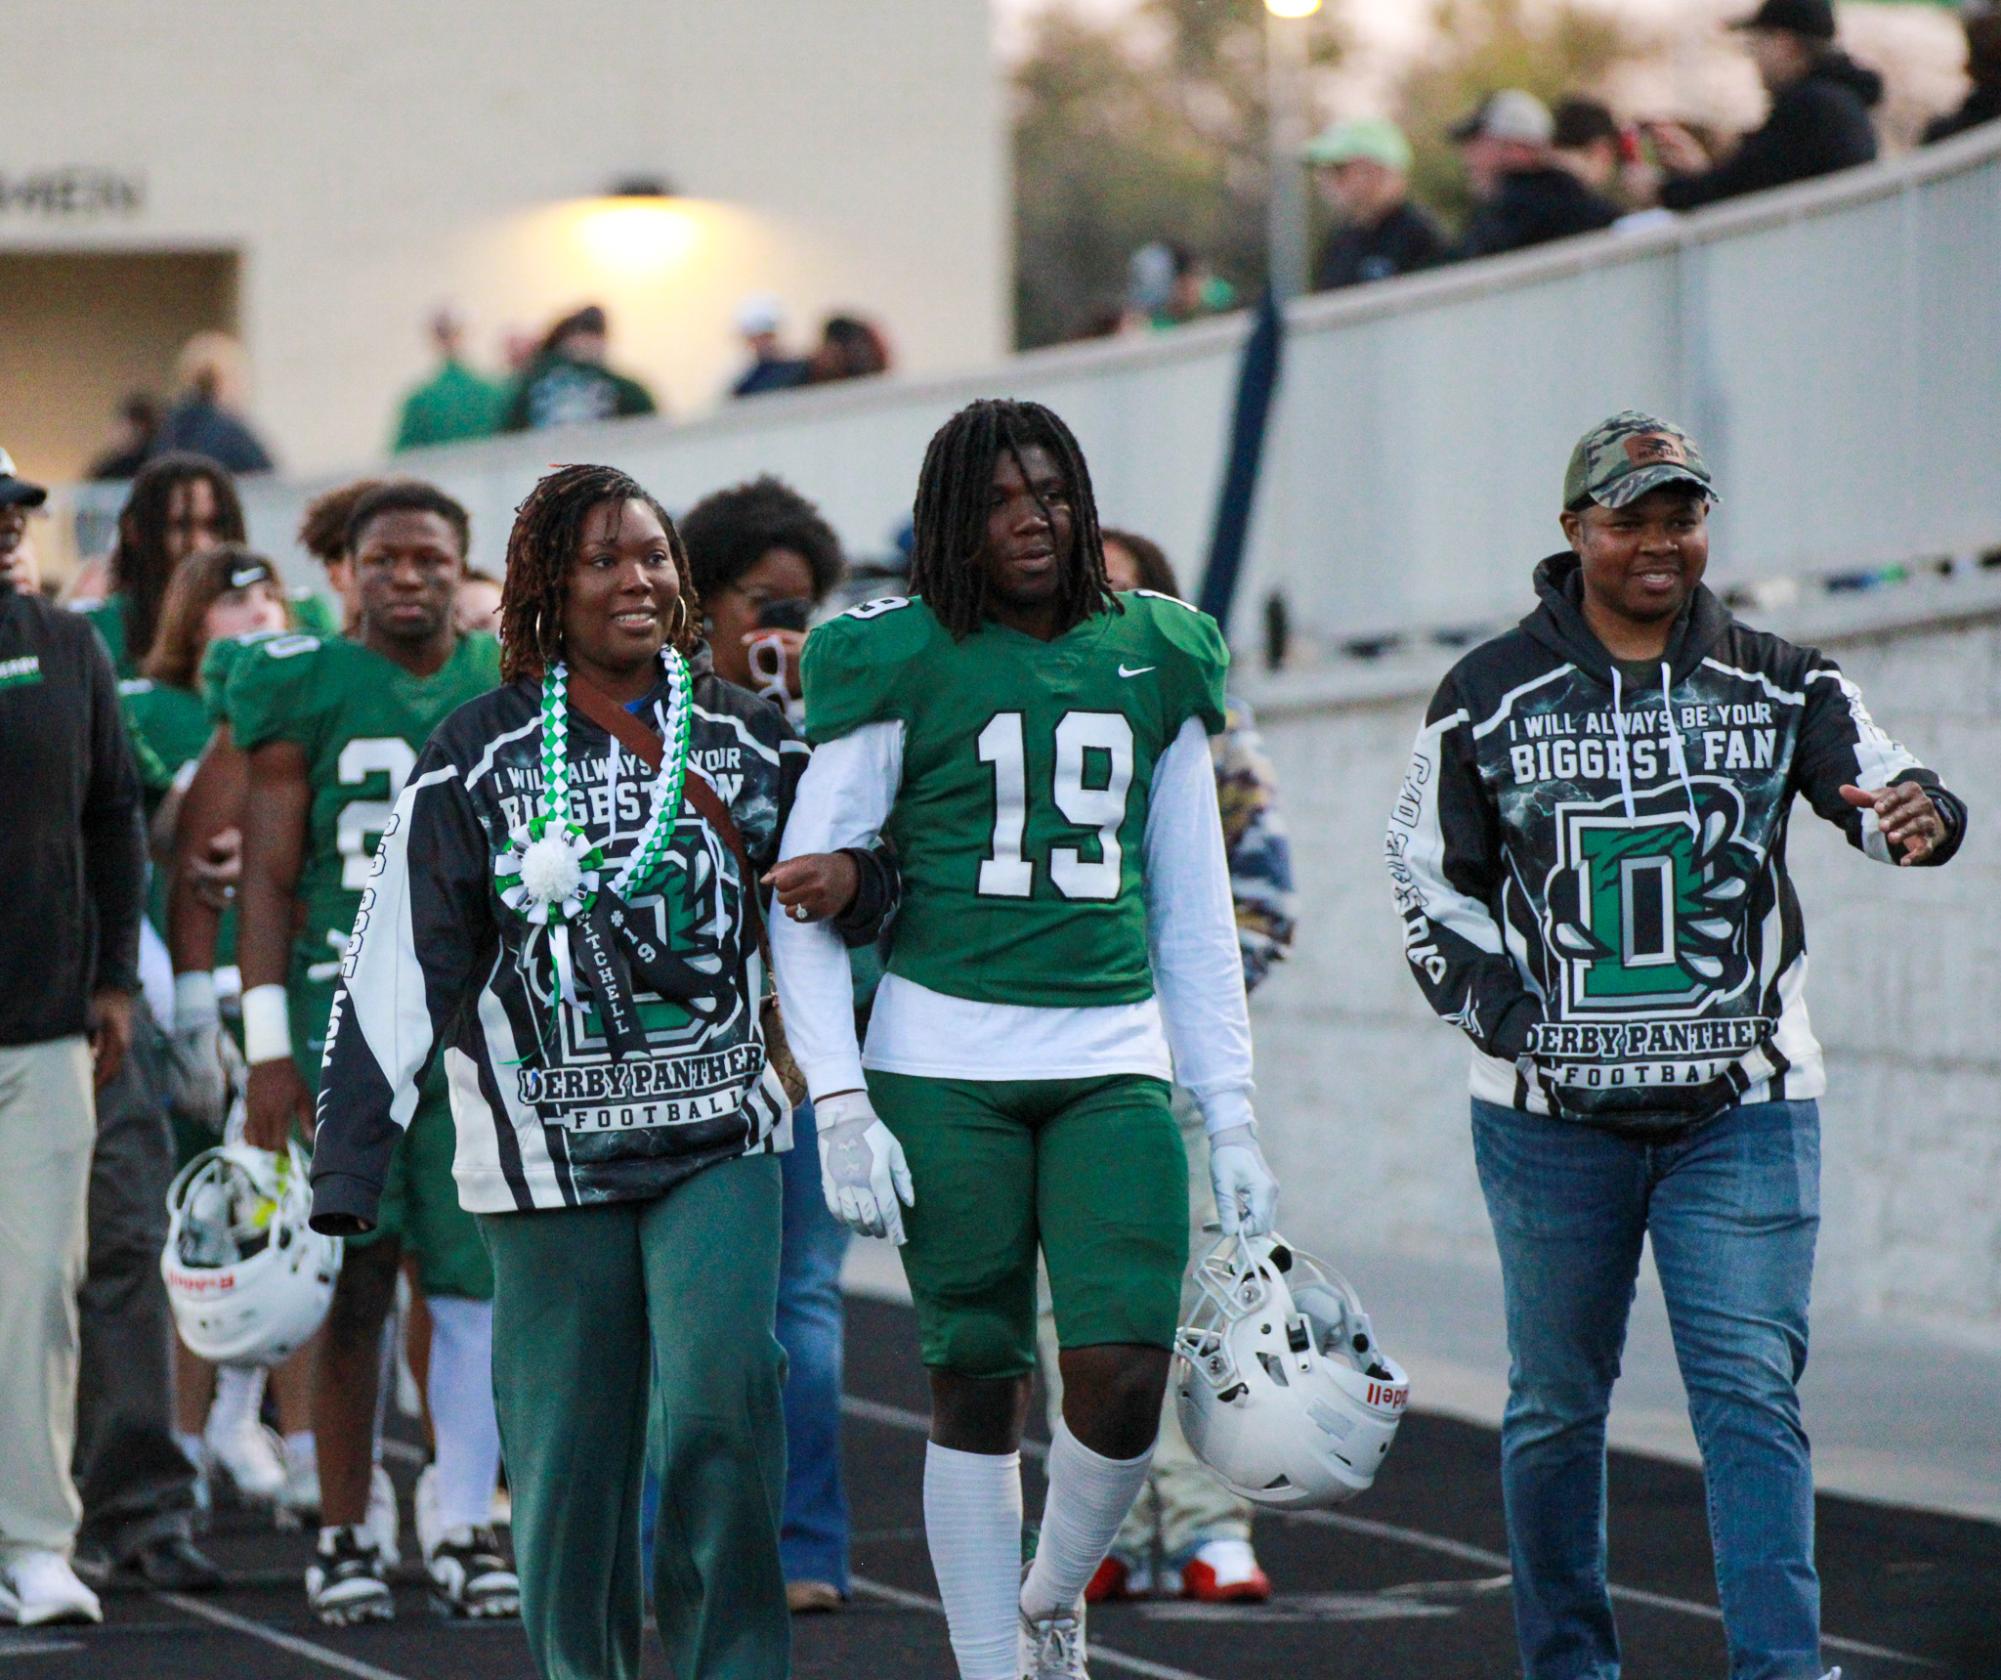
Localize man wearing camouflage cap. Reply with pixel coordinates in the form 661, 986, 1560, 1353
1385, 412, 1966, 1680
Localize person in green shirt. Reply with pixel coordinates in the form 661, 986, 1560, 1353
499, 304, 659, 433
391, 307, 502, 453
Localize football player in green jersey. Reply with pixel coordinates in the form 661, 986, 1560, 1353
771, 399, 1278, 1680
230, 480, 515, 1626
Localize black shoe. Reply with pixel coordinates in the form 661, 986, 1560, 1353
426, 1527, 519, 1619
127, 1535, 226, 1592
307, 1526, 394, 1627
68, 1541, 115, 1589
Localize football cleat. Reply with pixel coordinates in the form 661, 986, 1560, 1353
1018, 1561, 1088, 1679
306, 1525, 393, 1626
1084, 1554, 1135, 1604
426, 1527, 518, 1619
1177, 1537, 1271, 1603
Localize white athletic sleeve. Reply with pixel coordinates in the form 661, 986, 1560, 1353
1144, 716, 1256, 1135
770, 721, 904, 1103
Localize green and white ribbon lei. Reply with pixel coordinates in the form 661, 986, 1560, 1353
493, 649, 694, 1011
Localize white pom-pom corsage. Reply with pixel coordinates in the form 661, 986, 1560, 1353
497, 821, 599, 925
520, 833, 583, 907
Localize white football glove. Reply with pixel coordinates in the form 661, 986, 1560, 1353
162, 973, 235, 1130
816, 1090, 915, 1246
1208, 1123, 1278, 1238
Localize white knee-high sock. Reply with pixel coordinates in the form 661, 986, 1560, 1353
424, 1296, 502, 1535
207, 1362, 266, 1437
1021, 1419, 1155, 1621
923, 1443, 1023, 1680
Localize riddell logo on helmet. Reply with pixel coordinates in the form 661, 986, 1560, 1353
164, 1267, 239, 1294
1367, 1380, 1408, 1412
1623, 433, 1687, 467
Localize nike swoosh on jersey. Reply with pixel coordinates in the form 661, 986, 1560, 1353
1118, 664, 1157, 678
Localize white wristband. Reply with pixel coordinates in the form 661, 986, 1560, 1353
173, 970, 219, 1032
241, 984, 293, 1065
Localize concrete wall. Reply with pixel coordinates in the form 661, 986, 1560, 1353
1245, 576, 2001, 1349
1, 0, 1005, 478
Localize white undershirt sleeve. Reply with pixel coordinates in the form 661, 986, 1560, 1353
1144, 716, 1256, 1135
770, 721, 904, 1103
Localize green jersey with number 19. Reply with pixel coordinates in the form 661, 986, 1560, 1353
222, 630, 500, 1002
802, 591, 1227, 1007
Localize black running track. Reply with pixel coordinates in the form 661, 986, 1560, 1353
5, 1295, 1992, 1679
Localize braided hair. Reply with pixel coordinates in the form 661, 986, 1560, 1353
497, 464, 700, 682
109, 453, 247, 663
909, 398, 1117, 640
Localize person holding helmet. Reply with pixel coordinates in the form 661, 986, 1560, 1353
1305, 117, 1448, 292
1386, 412, 1966, 1680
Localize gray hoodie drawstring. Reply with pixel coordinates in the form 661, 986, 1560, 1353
1609, 667, 1638, 822
1660, 664, 1700, 832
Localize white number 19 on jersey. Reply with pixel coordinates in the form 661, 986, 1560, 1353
976, 711, 1134, 901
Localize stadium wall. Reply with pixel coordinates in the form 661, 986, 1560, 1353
1246, 574, 2001, 1349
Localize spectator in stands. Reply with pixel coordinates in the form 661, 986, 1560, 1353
1452, 90, 1621, 260
0, 445, 150, 1626
806, 314, 893, 384
730, 294, 813, 398
151, 334, 274, 475
1551, 97, 1627, 200
1651, 0, 1880, 211
1925, 8, 2001, 145
392, 305, 501, 452
454, 567, 503, 636
680, 477, 851, 1612
87, 395, 162, 482
498, 305, 658, 432
1305, 117, 1448, 292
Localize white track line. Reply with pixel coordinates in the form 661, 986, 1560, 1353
155, 1593, 418, 1680
839, 1395, 1939, 1670
850, 1575, 1219, 1680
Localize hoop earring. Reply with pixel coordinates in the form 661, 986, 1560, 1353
669, 595, 692, 642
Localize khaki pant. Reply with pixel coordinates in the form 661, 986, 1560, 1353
0, 1037, 96, 1558
1036, 1087, 1251, 1565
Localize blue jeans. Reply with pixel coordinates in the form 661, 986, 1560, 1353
776, 1099, 852, 1591
1471, 1098, 1823, 1680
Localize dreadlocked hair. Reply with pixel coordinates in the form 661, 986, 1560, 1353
909, 398, 1117, 640
110, 453, 247, 664
497, 463, 700, 683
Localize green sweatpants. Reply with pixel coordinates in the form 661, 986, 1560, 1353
480, 1154, 789, 1680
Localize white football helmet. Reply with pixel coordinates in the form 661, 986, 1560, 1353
162, 1140, 341, 1366
1174, 1233, 1408, 1508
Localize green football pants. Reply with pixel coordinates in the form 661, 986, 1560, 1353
479, 1154, 789, 1680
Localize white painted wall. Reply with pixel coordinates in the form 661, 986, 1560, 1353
1245, 577, 2001, 1349
1, 0, 1005, 474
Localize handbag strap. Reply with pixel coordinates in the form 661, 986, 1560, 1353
564, 667, 770, 960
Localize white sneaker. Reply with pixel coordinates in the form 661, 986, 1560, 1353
1818, 1670, 1842, 1680
413, 1463, 442, 1565
205, 1414, 287, 1506
1018, 1560, 1088, 1680
0, 1551, 104, 1628
365, 1463, 401, 1571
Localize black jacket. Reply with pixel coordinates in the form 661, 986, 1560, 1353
1386, 555, 1965, 1135
1313, 202, 1450, 292
1662, 53, 1881, 211
0, 588, 145, 1045
1924, 84, 2001, 146
1458, 168, 1621, 261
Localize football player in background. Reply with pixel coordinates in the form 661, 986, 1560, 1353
226, 480, 514, 1625
772, 399, 1279, 1680
1032, 528, 1297, 1607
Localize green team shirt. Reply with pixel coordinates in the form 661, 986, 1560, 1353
119, 676, 215, 941
222, 630, 500, 1025
82, 588, 338, 680
802, 591, 1228, 1007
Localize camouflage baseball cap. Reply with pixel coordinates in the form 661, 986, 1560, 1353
1563, 412, 1718, 511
